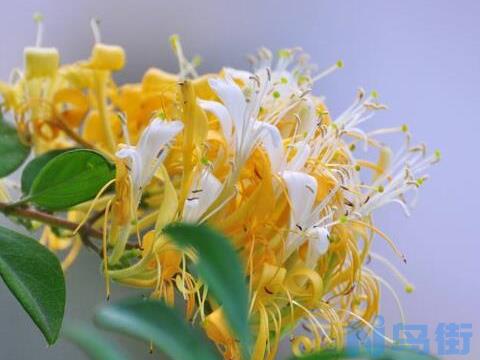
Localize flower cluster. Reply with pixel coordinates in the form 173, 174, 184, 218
0, 18, 439, 359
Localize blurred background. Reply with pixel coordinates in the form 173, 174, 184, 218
0, 1, 478, 359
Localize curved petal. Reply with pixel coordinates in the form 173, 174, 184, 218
254, 121, 284, 172
281, 170, 317, 227
305, 227, 330, 268
137, 119, 183, 187
137, 119, 183, 159
287, 143, 310, 172
208, 75, 246, 138
198, 99, 233, 144
116, 146, 143, 188
223, 67, 252, 84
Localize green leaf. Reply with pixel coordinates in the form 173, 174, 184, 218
0, 226, 65, 344
163, 223, 252, 356
27, 149, 115, 210
95, 298, 220, 360
292, 348, 439, 359
63, 323, 130, 360
21, 149, 72, 194
0, 113, 30, 177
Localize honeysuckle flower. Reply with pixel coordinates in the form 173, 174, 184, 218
109, 118, 183, 263
116, 118, 183, 203
282, 170, 335, 267
199, 70, 283, 169
0, 28, 440, 359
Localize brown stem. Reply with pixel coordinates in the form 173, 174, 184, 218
52, 117, 95, 149
0, 201, 103, 238
0, 202, 139, 253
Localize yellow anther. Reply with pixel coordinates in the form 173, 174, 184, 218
88, 43, 126, 71
24, 47, 59, 79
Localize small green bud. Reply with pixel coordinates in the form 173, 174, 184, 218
278, 49, 291, 58
33, 12, 44, 23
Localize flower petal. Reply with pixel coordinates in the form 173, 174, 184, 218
254, 121, 283, 172
197, 99, 233, 144
223, 67, 252, 84
208, 75, 246, 139
136, 119, 183, 187
282, 170, 317, 226
116, 146, 143, 188
183, 169, 223, 223
287, 143, 310, 172
305, 227, 330, 268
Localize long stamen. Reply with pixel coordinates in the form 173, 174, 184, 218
33, 12, 44, 47
117, 112, 131, 146
311, 60, 344, 83
369, 252, 414, 292
73, 179, 116, 235
90, 17, 102, 43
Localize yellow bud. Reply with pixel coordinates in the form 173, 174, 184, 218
24, 47, 59, 79
88, 43, 125, 71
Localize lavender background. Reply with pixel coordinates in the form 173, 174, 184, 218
0, 1, 478, 359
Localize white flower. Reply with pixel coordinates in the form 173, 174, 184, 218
116, 119, 183, 203
198, 70, 283, 169
282, 170, 336, 267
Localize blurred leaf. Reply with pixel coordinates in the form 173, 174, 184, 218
0, 113, 30, 177
21, 148, 73, 194
292, 347, 439, 359
63, 323, 129, 360
27, 149, 115, 210
164, 223, 252, 356
95, 298, 220, 360
0, 226, 65, 344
